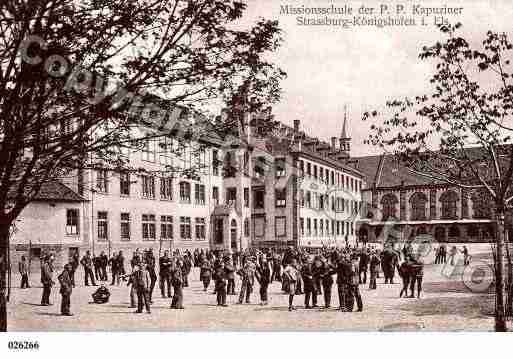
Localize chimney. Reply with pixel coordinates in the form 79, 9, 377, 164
331, 137, 337, 150
293, 120, 300, 133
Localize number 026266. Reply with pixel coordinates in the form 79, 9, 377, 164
8, 341, 40, 350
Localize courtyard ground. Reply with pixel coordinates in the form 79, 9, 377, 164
6, 250, 498, 331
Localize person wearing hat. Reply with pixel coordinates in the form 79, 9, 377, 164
283, 258, 299, 311
58, 263, 73, 315
237, 257, 256, 304
19, 255, 30, 289
369, 251, 380, 290
350, 254, 363, 312
301, 256, 317, 309
40, 254, 55, 306
336, 253, 353, 311
224, 257, 236, 295
80, 250, 97, 286
256, 257, 271, 305
320, 258, 336, 308
214, 261, 228, 306
133, 263, 151, 314
398, 258, 411, 298
200, 256, 213, 292
170, 258, 184, 309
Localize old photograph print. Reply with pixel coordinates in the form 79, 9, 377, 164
1, 0, 513, 333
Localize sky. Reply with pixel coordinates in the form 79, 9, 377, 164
235, 0, 513, 156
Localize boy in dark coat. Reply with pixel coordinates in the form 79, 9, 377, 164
200, 258, 213, 291
215, 262, 228, 306
256, 258, 271, 305
58, 263, 73, 316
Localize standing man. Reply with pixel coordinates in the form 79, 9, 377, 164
70, 251, 79, 288
19, 255, 30, 289
350, 254, 363, 312
145, 248, 157, 303
109, 253, 119, 286
159, 250, 172, 297
409, 254, 424, 298
369, 251, 380, 290
271, 253, 282, 283
40, 255, 54, 306
99, 251, 108, 281
118, 250, 126, 276
133, 263, 151, 314
283, 259, 299, 311
321, 258, 335, 308
215, 261, 228, 306
301, 256, 317, 309
170, 258, 184, 309
358, 249, 369, 284
237, 257, 256, 304
93, 254, 101, 282
256, 257, 271, 305
224, 257, 236, 295
80, 250, 96, 286
336, 253, 353, 311
58, 263, 73, 316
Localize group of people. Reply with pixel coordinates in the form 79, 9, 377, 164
29, 240, 435, 317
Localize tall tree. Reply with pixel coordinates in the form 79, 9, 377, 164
364, 23, 513, 331
0, 0, 285, 331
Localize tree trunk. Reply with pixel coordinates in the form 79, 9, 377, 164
0, 222, 11, 332
495, 211, 507, 332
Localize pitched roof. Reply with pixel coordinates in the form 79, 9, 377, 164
33, 181, 86, 202
350, 154, 438, 188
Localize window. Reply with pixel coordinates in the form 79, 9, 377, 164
142, 214, 156, 240
161, 215, 173, 239
97, 211, 108, 240
299, 190, 305, 207
254, 156, 267, 179
223, 151, 236, 178
195, 184, 205, 205
306, 162, 311, 177
253, 187, 265, 209
179, 181, 191, 203
244, 187, 249, 208
440, 190, 458, 219
325, 219, 330, 235
66, 209, 79, 235
331, 171, 335, 186
141, 175, 155, 198
212, 186, 219, 205
410, 192, 428, 220
306, 218, 311, 236
275, 158, 286, 178
313, 219, 318, 236
121, 213, 130, 240
306, 191, 311, 208
195, 217, 206, 240
299, 160, 304, 176
320, 168, 324, 182
253, 216, 265, 238
96, 169, 108, 193
180, 217, 191, 239
472, 190, 492, 219
300, 218, 304, 236
244, 218, 250, 237
336, 221, 340, 235
226, 187, 237, 205
319, 194, 324, 210
320, 219, 324, 236
120, 172, 130, 196
212, 149, 220, 176
159, 138, 172, 166
142, 138, 156, 162
275, 216, 286, 237
381, 194, 398, 220
313, 165, 318, 179
275, 188, 286, 207
160, 177, 173, 200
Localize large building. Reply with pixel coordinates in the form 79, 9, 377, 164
9, 108, 365, 270
351, 153, 498, 245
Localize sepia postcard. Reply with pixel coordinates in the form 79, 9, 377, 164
1, 0, 513, 356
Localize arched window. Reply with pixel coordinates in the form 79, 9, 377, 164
467, 225, 479, 239
380, 194, 398, 221
472, 190, 492, 219
243, 218, 250, 237
435, 227, 446, 242
410, 192, 428, 221
440, 190, 458, 219
448, 225, 460, 238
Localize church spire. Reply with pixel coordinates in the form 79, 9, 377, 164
339, 104, 351, 158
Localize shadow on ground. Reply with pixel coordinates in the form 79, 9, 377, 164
395, 295, 494, 319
